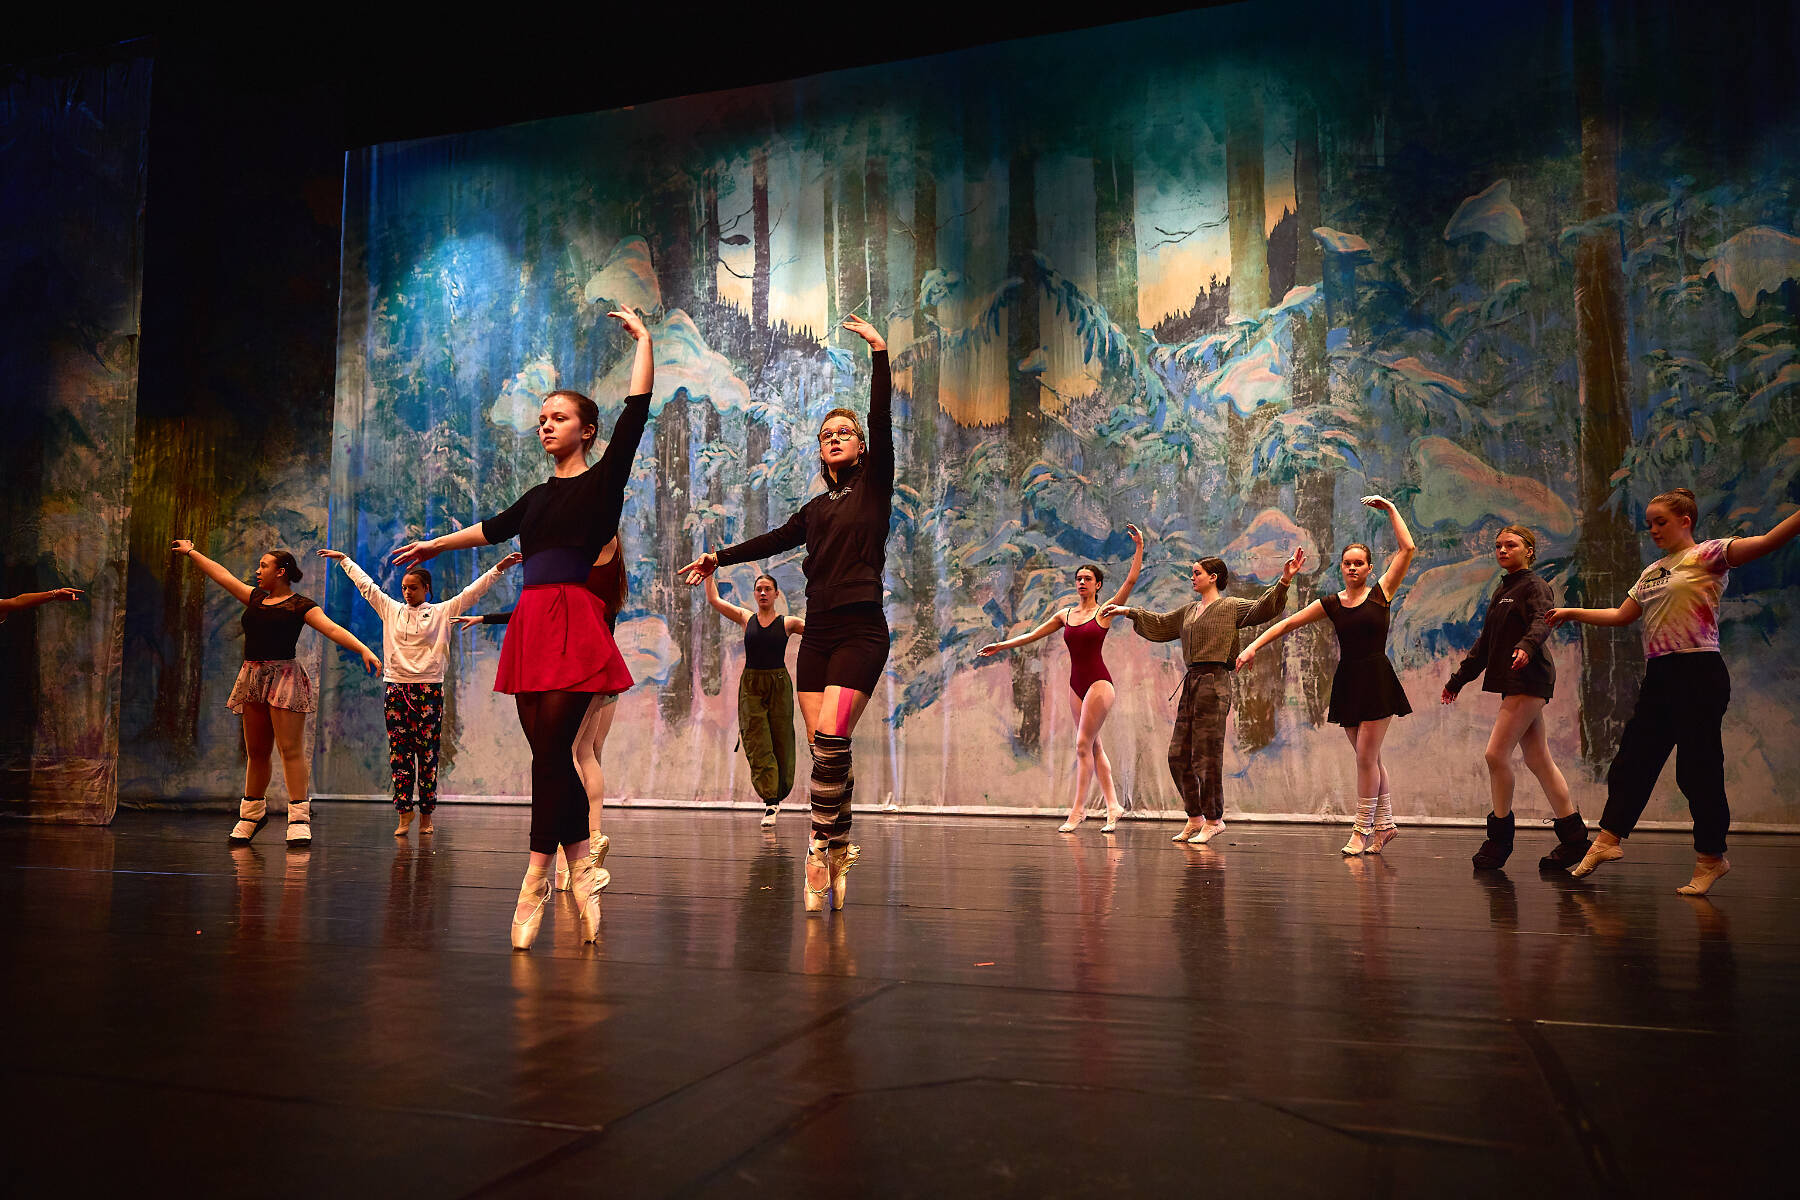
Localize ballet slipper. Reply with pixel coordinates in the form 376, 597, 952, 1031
1675, 855, 1730, 896
1569, 836, 1624, 879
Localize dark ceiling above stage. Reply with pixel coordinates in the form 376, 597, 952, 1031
8, 3, 1227, 147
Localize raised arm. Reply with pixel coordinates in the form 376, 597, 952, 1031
1364, 496, 1415, 597
172, 540, 253, 604
1725, 506, 1800, 567
444, 551, 522, 617
704, 574, 752, 626
304, 606, 381, 675
320, 549, 400, 623
1545, 597, 1642, 629
1235, 599, 1326, 668
783, 615, 805, 636
1239, 549, 1303, 627
978, 608, 1068, 657
592, 310, 654, 493
1102, 524, 1145, 610
842, 315, 892, 494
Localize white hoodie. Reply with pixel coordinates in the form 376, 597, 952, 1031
339, 556, 508, 684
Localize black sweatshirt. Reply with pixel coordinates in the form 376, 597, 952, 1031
1445, 568, 1555, 699
716, 352, 892, 614
480, 393, 653, 562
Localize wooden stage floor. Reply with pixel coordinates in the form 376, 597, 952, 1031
3, 804, 1794, 1197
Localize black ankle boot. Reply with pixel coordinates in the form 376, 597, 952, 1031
1538, 812, 1591, 872
1472, 812, 1514, 870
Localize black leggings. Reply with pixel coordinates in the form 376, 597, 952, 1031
1601, 652, 1731, 855
516, 690, 590, 854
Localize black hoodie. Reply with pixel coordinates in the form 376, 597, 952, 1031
1445, 567, 1555, 699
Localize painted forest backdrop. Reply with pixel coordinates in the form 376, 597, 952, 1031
110, 1, 1800, 822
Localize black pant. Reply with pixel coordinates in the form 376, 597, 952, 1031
1601, 652, 1731, 855
516, 690, 590, 854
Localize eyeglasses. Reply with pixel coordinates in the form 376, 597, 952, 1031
818, 428, 860, 445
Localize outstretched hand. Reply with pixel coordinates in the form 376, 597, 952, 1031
45, 587, 83, 603
171, 539, 195, 556
497, 551, 524, 572
609, 309, 649, 340
1097, 603, 1127, 621
391, 539, 438, 568
359, 648, 382, 675
1125, 523, 1143, 549
841, 314, 885, 351
452, 615, 482, 629
977, 642, 1003, 657
1280, 545, 1307, 582
316, 548, 346, 562
1544, 607, 1572, 629
679, 551, 718, 585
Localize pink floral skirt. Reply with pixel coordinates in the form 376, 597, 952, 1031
227, 659, 316, 714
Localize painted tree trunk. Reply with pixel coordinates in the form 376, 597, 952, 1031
651, 173, 696, 726
1291, 98, 1334, 727
836, 155, 869, 322
1093, 140, 1138, 336
1007, 150, 1044, 756
865, 147, 889, 327
745, 146, 771, 539
907, 154, 942, 667
1573, 11, 1640, 767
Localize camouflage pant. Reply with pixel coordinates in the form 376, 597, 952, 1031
1169, 666, 1230, 820
738, 667, 797, 804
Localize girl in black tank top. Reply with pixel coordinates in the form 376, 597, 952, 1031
705, 571, 804, 825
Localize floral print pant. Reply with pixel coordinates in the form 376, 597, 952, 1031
384, 683, 444, 812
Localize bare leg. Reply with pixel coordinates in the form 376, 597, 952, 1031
270, 707, 310, 809
1484, 695, 1548, 817
572, 694, 616, 832
1063, 681, 1116, 829
1342, 721, 1393, 801
241, 703, 274, 798
1515, 703, 1575, 818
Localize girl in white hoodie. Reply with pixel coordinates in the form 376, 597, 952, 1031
319, 548, 521, 835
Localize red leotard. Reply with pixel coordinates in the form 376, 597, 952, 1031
1063, 610, 1113, 699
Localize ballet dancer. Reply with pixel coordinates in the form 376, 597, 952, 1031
680, 314, 890, 912
394, 309, 652, 949
1103, 542, 1304, 844
0, 586, 83, 621
979, 525, 1145, 833
170, 541, 380, 845
319, 547, 521, 837
458, 535, 627, 892
1439, 525, 1587, 871
705, 571, 805, 826
1237, 496, 1415, 854
1546, 488, 1800, 895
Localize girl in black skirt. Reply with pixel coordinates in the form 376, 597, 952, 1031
1440, 524, 1586, 872
1237, 497, 1416, 854
680, 314, 890, 912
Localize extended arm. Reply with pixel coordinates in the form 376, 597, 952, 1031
1545, 597, 1642, 628
172, 540, 254, 604
0, 588, 83, 618
1235, 599, 1326, 668
1102, 524, 1145, 610
323, 551, 400, 624
1104, 601, 1186, 643
392, 524, 490, 569
444, 551, 522, 617
978, 609, 1067, 656
690, 507, 809, 582
1725, 506, 1800, 567
704, 574, 752, 626
304, 606, 381, 674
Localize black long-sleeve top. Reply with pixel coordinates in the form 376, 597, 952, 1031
716, 352, 892, 614
1445, 568, 1555, 699
480, 393, 652, 571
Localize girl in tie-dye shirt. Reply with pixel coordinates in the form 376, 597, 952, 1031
1548, 487, 1800, 896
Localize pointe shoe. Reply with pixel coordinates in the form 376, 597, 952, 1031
228, 797, 269, 844
568, 857, 604, 943
760, 805, 779, 828
510, 869, 552, 951
1341, 826, 1372, 855
1101, 807, 1123, 834
591, 833, 612, 892
804, 844, 830, 914
1676, 856, 1730, 896
1569, 838, 1624, 879
1172, 822, 1203, 843
1189, 820, 1226, 845
554, 847, 571, 892
393, 810, 415, 838
828, 843, 860, 911
1366, 825, 1399, 855
418, 813, 435, 835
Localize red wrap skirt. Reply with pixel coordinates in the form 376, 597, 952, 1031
493, 583, 634, 696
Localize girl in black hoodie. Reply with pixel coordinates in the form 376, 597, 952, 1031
1441, 524, 1588, 871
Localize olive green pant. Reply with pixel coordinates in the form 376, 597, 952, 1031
738, 667, 797, 805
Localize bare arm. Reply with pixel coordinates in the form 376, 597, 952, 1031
392, 524, 491, 569
704, 574, 752, 626
614, 309, 654, 396
784, 616, 805, 636
978, 609, 1067, 656
1102, 524, 1145, 610
0, 588, 83, 616
171, 540, 254, 604
1545, 597, 1642, 629
1725, 507, 1800, 567
304, 606, 381, 674
1364, 496, 1416, 598
1235, 599, 1326, 668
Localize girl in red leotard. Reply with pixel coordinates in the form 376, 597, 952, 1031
980, 525, 1144, 833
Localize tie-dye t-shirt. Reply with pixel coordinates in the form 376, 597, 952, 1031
1627, 538, 1735, 658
